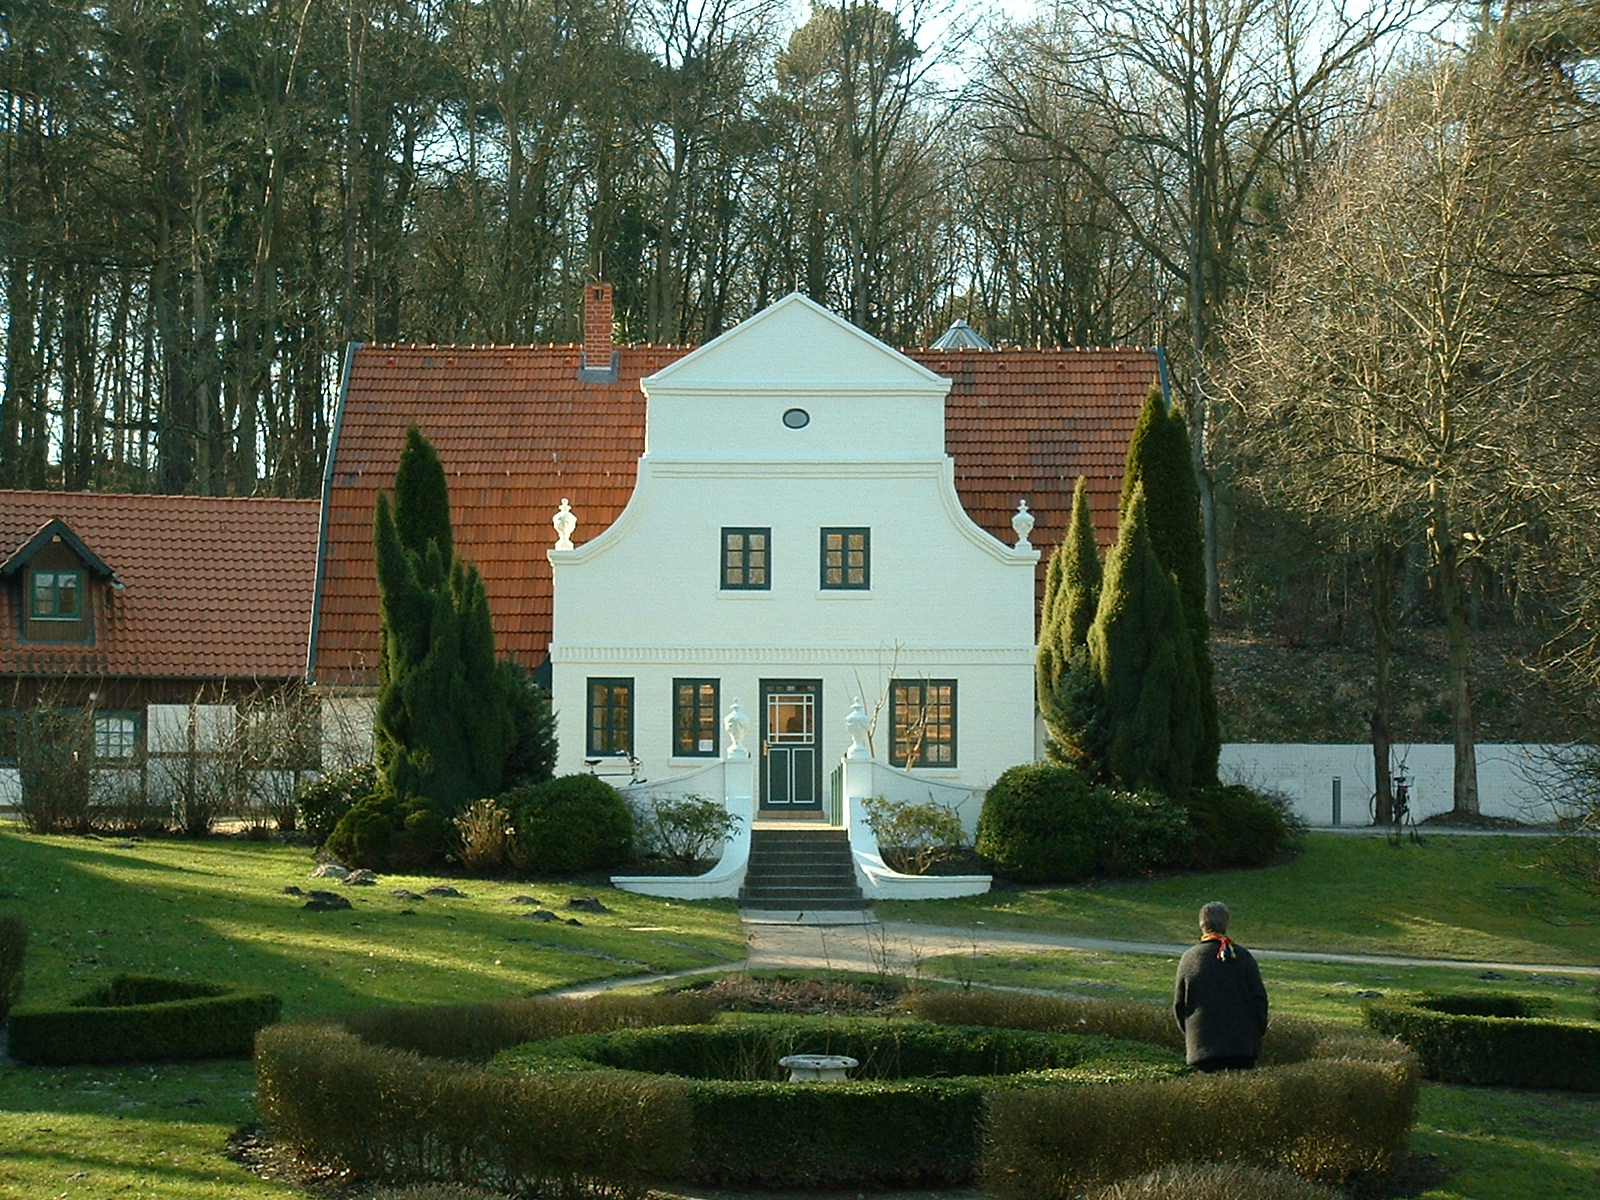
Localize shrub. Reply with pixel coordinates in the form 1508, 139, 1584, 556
862, 795, 967, 875
1363, 991, 1600, 1090
340, 993, 718, 1062
256, 1022, 692, 1196
1182, 783, 1299, 869
451, 797, 515, 874
642, 793, 740, 867
8, 974, 282, 1065
497, 1016, 1181, 1189
16, 703, 95, 834
975, 764, 1193, 883
1095, 788, 1194, 878
976, 763, 1104, 882
907, 990, 1347, 1070
1082, 1162, 1344, 1200
295, 761, 377, 847
510, 774, 633, 875
325, 789, 448, 871
982, 1055, 1419, 1199
0, 913, 25, 1024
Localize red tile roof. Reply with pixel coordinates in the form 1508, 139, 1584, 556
312, 342, 1160, 685
0, 491, 320, 681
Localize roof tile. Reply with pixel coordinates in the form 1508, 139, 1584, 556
1, 491, 320, 681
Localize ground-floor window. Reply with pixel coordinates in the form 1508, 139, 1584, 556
673, 678, 720, 756
93, 712, 140, 760
586, 677, 634, 757
889, 679, 957, 768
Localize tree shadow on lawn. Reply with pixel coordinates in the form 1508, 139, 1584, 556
0, 828, 741, 1020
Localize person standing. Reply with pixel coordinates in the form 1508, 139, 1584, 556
1173, 900, 1269, 1071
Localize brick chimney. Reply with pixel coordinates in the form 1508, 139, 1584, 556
579, 283, 618, 382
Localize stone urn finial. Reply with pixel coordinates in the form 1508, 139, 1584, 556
553, 498, 577, 550
845, 698, 871, 760
1011, 499, 1035, 550
724, 699, 750, 760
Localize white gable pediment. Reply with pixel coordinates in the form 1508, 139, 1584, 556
643, 293, 948, 400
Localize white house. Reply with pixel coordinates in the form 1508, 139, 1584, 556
308, 288, 1161, 903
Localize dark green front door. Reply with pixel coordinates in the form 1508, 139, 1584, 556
760, 679, 821, 811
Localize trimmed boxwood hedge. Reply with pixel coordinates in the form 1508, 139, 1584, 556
1363, 991, 1600, 1090
496, 1016, 1183, 1188
9, 974, 282, 1065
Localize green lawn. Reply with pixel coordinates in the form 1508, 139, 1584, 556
881, 832, 1600, 966
2, 825, 1597, 1200
0, 828, 745, 1017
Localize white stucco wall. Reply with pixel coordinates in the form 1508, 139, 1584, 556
545, 294, 1040, 803
1219, 742, 1578, 826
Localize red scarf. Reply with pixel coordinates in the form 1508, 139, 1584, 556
1201, 933, 1235, 961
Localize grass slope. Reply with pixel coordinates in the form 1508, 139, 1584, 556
2, 826, 1597, 1200
880, 833, 1600, 965
0, 830, 744, 1016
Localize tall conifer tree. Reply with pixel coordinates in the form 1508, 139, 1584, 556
1089, 483, 1200, 795
373, 427, 514, 817
1119, 387, 1219, 786
1038, 478, 1106, 771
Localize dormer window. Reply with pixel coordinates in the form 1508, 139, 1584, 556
30, 569, 83, 620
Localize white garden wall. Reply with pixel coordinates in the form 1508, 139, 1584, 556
1219, 742, 1576, 826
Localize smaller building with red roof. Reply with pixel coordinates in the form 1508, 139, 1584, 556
0, 491, 321, 810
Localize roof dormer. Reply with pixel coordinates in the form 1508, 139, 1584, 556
1, 517, 116, 645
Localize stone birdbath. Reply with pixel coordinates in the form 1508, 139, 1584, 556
778, 1053, 859, 1082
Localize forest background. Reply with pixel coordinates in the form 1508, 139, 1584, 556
3, 0, 1600, 743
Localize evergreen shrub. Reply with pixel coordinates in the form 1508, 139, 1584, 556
1363, 991, 1600, 1090
340, 992, 717, 1062
975, 764, 1193, 883
976, 763, 1103, 882
8, 974, 281, 1064
982, 1055, 1419, 1199
256, 1022, 689, 1196
1081, 1162, 1343, 1200
326, 790, 448, 870
510, 774, 633, 875
295, 761, 377, 847
496, 1016, 1181, 1189
0, 913, 25, 1024
1182, 783, 1300, 869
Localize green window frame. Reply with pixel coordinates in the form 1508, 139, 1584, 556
29, 569, 83, 619
721, 527, 770, 590
820, 527, 870, 589
889, 679, 957, 768
673, 678, 720, 757
587, 677, 634, 757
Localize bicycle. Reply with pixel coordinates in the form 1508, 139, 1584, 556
1368, 766, 1413, 827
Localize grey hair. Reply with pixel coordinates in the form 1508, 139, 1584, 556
1199, 901, 1230, 934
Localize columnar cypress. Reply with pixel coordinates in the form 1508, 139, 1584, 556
1088, 483, 1200, 796
1119, 387, 1219, 787
1038, 478, 1106, 771
372, 427, 514, 818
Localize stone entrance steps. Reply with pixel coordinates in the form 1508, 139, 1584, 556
739, 826, 867, 913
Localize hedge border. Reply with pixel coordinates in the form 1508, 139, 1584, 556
1363, 991, 1600, 1090
497, 1017, 1183, 1187
8, 974, 282, 1065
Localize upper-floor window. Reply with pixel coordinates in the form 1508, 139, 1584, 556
29, 569, 83, 620
722, 528, 770, 590
587, 677, 634, 757
889, 679, 957, 768
673, 678, 720, 757
820, 528, 870, 590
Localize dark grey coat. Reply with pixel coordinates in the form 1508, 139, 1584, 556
1173, 938, 1269, 1066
